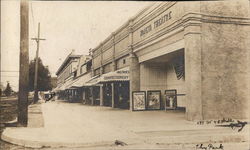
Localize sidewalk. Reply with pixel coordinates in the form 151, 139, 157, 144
1, 100, 249, 149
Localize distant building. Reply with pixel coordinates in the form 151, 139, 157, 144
55, 50, 81, 101
54, 50, 92, 103
50, 77, 57, 89
68, 55, 93, 104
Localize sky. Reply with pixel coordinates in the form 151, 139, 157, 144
1, 0, 152, 91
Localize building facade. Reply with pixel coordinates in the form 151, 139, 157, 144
55, 51, 81, 101
90, 1, 250, 120
69, 55, 92, 103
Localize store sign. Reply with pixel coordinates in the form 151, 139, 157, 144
147, 90, 161, 110
101, 67, 130, 82
103, 76, 128, 80
132, 91, 146, 111
140, 11, 172, 37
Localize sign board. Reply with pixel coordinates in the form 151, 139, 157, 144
101, 67, 129, 82
147, 90, 161, 110
132, 91, 146, 111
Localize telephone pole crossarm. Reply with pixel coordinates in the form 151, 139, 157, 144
31, 38, 46, 41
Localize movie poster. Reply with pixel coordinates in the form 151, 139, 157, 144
132, 91, 146, 111
147, 90, 161, 110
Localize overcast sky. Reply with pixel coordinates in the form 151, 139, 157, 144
1, 0, 152, 91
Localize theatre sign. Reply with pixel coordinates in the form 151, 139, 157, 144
132, 3, 185, 45
140, 11, 172, 37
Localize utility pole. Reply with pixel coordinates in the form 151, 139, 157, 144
31, 23, 46, 103
18, 0, 29, 126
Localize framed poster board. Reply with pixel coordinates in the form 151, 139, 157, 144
147, 90, 161, 110
132, 91, 146, 111
164, 89, 177, 110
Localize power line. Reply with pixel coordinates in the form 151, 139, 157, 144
30, 1, 37, 36
0, 70, 19, 72
1, 76, 19, 77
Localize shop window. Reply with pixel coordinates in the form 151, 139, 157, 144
73, 71, 77, 78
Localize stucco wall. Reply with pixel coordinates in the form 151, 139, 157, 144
140, 63, 168, 107
116, 55, 129, 69
201, 22, 250, 119
200, 0, 250, 119
200, 0, 249, 18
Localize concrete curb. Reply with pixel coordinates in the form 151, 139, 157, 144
1, 131, 113, 148
1, 128, 249, 148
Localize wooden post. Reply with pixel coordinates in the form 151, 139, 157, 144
18, 0, 29, 126
91, 87, 94, 105
32, 23, 45, 103
100, 85, 103, 106
111, 83, 115, 108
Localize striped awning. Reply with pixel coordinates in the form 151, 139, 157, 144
84, 75, 101, 86
70, 73, 91, 88
65, 80, 76, 89
99, 67, 129, 82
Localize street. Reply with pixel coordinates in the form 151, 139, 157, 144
1, 99, 249, 149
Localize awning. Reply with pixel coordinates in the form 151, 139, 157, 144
70, 73, 91, 88
84, 75, 101, 86
52, 86, 59, 92
99, 67, 129, 82
59, 84, 66, 91
65, 80, 76, 90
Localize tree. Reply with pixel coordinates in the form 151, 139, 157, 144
29, 57, 52, 91
4, 82, 12, 97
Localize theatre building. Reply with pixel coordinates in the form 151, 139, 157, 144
92, 1, 250, 120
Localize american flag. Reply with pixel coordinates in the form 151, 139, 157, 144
172, 56, 185, 80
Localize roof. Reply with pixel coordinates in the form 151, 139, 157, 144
56, 53, 81, 75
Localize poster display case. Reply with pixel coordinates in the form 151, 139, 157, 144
132, 91, 146, 111
164, 89, 177, 110
147, 90, 161, 110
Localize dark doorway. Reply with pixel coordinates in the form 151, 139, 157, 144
103, 83, 112, 106
114, 81, 130, 109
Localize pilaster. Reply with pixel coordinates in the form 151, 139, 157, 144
184, 20, 203, 121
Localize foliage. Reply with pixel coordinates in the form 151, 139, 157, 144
29, 57, 52, 91
4, 82, 12, 96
